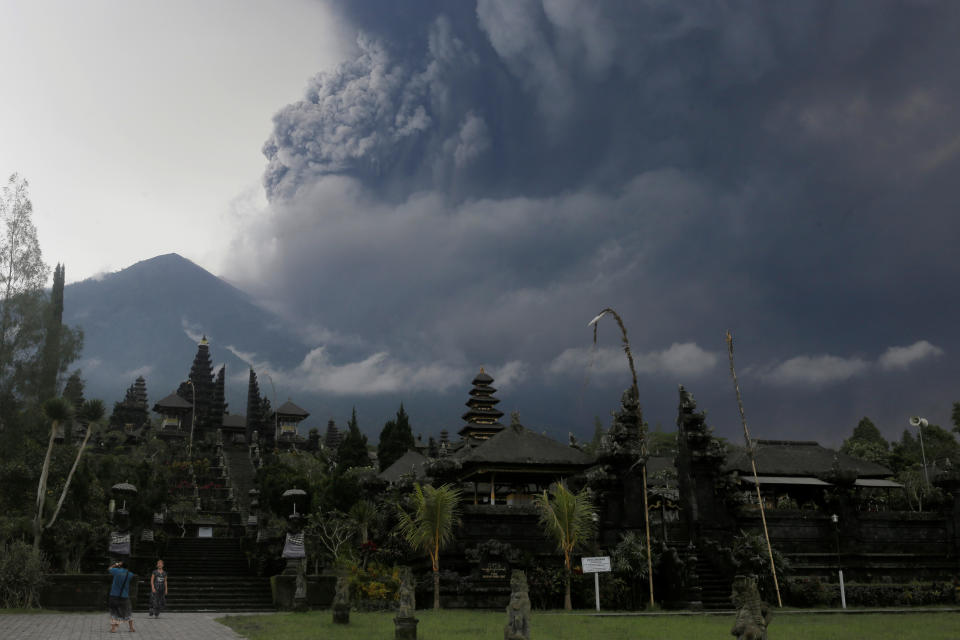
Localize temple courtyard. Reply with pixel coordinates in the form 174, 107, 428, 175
1, 608, 958, 639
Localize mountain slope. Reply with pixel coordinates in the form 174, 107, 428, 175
63, 254, 307, 413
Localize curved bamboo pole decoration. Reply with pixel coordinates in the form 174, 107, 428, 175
590, 308, 655, 608
725, 331, 782, 607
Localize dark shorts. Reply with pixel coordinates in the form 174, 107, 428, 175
109, 595, 132, 622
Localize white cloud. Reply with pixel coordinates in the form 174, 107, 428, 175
181, 318, 206, 344
761, 339, 945, 386
548, 342, 718, 378
121, 365, 153, 380
227, 343, 525, 396
877, 340, 944, 371
763, 354, 870, 386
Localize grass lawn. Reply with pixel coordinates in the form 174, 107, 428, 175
219, 609, 960, 640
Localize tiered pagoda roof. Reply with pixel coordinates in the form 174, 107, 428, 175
458, 368, 505, 440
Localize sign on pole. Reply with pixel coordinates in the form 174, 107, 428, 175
581, 556, 612, 611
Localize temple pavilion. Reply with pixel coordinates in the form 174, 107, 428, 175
153, 392, 193, 440
380, 368, 595, 504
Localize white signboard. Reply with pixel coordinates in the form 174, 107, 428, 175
581, 556, 611, 573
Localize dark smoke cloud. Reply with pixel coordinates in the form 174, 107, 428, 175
229, 1, 960, 443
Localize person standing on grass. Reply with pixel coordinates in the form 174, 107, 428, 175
149, 559, 169, 618
108, 560, 136, 633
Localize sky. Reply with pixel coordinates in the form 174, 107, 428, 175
4, 1, 960, 447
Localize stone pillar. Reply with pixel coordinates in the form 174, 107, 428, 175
332, 575, 350, 624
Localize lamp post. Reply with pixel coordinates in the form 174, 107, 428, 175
909, 416, 930, 489
831, 513, 846, 609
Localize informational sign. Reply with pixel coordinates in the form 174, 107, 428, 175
581, 556, 612, 612
198, 526, 213, 538
581, 556, 611, 573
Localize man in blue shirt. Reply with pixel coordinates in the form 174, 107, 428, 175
108, 561, 136, 633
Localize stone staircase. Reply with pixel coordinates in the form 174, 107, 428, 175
135, 537, 274, 612
222, 443, 257, 521
696, 557, 732, 610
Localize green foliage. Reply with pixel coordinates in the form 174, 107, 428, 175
646, 428, 677, 456
0, 540, 48, 608
397, 482, 462, 609
534, 482, 596, 569
168, 499, 196, 537
534, 481, 596, 610
347, 562, 402, 610
349, 499, 377, 544
45, 519, 108, 573
220, 609, 960, 640
397, 483, 462, 570
891, 423, 960, 472
377, 403, 415, 472
338, 407, 371, 470
610, 530, 660, 609
841, 416, 892, 467
730, 529, 790, 603
583, 417, 605, 456
953, 402, 960, 434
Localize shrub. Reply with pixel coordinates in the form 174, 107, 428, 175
784, 576, 834, 607
0, 540, 49, 608
348, 562, 401, 611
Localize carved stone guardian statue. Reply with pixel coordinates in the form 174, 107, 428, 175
394, 566, 418, 639
731, 575, 771, 640
504, 570, 531, 640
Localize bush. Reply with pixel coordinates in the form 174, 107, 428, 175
0, 540, 49, 608
348, 562, 401, 611
784, 576, 834, 607
783, 578, 954, 608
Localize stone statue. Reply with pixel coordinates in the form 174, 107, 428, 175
332, 574, 350, 624
504, 570, 531, 640
394, 566, 418, 639
396, 566, 416, 618
730, 575, 771, 640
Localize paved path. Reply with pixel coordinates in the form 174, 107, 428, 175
0, 612, 262, 640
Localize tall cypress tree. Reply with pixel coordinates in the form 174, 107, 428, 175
38, 263, 64, 401
339, 407, 370, 469
377, 403, 415, 471
245, 368, 263, 443
62, 369, 85, 414
211, 365, 227, 426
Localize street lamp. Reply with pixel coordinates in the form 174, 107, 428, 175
831, 513, 846, 609
909, 417, 930, 488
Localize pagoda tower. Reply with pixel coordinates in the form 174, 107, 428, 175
180, 336, 215, 433
458, 368, 505, 440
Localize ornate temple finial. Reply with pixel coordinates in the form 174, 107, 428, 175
200, 335, 209, 345
480, 366, 485, 374
510, 411, 521, 427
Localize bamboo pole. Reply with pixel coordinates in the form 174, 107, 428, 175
590, 308, 655, 607
725, 331, 782, 607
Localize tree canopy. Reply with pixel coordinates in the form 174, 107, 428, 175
377, 403, 414, 471
338, 407, 370, 470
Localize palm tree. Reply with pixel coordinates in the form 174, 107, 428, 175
534, 481, 596, 610
349, 499, 377, 544
33, 397, 73, 551
396, 483, 463, 610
